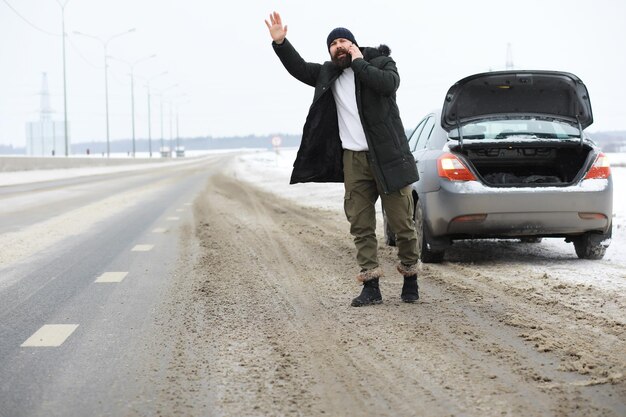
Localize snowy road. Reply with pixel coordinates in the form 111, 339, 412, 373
0, 155, 222, 416
0, 150, 624, 416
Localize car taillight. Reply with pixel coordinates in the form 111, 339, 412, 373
584, 153, 611, 179
437, 153, 477, 181
451, 214, 487, 222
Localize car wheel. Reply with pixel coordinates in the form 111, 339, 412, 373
383, 213, 397, 247
573, 230, 610, 260
414, 201, 445, 263
520, 237, 543, 243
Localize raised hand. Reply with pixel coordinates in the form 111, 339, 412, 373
264, 11, 288, 44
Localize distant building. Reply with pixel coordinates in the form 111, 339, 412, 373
25, 72, 69, 156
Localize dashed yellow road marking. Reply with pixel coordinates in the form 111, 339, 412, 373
95, 272, 128, 283
132, 244, 154, 252
21, 324, 79, 347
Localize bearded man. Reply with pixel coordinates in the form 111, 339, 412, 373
265, 11, 420, 306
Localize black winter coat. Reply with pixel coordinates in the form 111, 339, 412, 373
273, 39, 418, 194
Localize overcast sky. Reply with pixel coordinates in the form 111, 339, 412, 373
1, 0, 625, 147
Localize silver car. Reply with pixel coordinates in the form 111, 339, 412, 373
385, 70, 613, 262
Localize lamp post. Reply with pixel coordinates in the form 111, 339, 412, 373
154, 84, 178, 157
109, 54, 156, 157
73, 28, 135, 157
142, 72, 168, 157
169, 99, 173, 153
55, 0, 71, 156
160, 95, 165, 153
172, 94, 189, 156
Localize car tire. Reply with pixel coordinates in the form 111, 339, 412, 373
414, 201, 445, 263
573, 229, 610, 260
520, 237, 543, 243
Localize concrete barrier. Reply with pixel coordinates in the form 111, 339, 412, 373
0, 156, 170, 172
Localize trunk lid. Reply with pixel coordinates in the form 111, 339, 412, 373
441, 70, 593, 131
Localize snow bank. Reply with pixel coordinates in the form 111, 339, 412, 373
235, 149, 626, 293
0, 150, 242, 187
232, 149, 345, 212
2, 147, 624, 292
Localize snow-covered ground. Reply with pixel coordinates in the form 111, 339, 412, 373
0, 150, 249, 187
233, 149, 626, 293
2, 148, 625, 292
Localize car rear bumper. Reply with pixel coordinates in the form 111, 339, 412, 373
422, 178, 613, 238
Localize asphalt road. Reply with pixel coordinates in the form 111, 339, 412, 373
1, 153, 624, 417
0, 155, 227, 417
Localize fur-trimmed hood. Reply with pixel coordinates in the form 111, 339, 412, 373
361, 44, 392, 61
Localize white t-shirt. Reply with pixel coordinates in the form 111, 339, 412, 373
331, 68, 369, 151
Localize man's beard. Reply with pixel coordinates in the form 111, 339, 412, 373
331, 49, 352, 69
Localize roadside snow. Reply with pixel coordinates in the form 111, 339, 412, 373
232, 149, 345, 212
0, 150, 245, 186
0, 162, 177, 186
234, 149, 626, 293
2, 148, 624, 292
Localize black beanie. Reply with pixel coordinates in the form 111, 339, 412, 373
326, 27, 358, 50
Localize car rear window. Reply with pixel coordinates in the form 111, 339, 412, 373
449, 118, 580, 140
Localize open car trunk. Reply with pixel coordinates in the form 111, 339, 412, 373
449, 141, 594, 186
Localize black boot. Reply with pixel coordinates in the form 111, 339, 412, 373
401, 275, 419, 303
351, 278, 382, 307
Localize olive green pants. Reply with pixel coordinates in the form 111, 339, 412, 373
343, 150, 419, 271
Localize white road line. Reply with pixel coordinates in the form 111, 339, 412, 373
131, 244, 154, 252
21, 324, 79, 347
95, 272, 128, 283
184, 203, 192, 206
176, 209, 185, 212
166, 217, 180, 221
152, 228, 168, 233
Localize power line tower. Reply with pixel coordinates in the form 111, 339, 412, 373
25, 73, 66, 156
39, 72, 54, 123
506, 43, 514, 70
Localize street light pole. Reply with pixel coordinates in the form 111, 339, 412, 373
160, 96, 164, 151
109, 54, 156, 157
73, 28, 135, 157
143, 72, 167, 158
56, 0, 71, 156
104, 52, 110, 155
131, 72, 136, 156
154, 84, 178, 157
176, 104, 180, 151
169, 99, 173, 152
147, 84, 152, 157
172, 95, 189, 156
